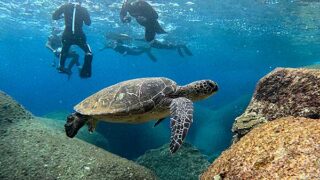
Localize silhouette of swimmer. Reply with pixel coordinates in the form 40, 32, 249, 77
52, 0, 93, 78
120, 0, 166, 42
45, 28, 81, 78
100, 39, 157, 62
150, 40, 193, 57
105, 33, 193, 58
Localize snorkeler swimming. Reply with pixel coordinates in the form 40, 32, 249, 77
45, 27, 81, 78
105, 33, 193, 58
150, 40, 193, 57
100, 34, 157, 62
52, 0, 93, 78
120, 0, 166, 42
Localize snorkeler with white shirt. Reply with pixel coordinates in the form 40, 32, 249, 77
45, 27, 80, 77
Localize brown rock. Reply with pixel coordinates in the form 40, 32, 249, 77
232, 68, 320, 140
201, 117, 320, 180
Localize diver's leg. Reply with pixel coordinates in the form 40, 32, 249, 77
58, 39, 71, 72
66, 51, 79, 73
128, 49, 145, 56
150, 40, 175, 50
145, 27, 156, 42
77, 36, 93, 78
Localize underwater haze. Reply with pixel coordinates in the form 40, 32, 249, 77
1, 0, 320, 159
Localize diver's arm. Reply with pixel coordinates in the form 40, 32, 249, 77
45, 40, 55, 52
83, 8, 91, 26
52, 5, 65, 20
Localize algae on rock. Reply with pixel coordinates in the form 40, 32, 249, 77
136, 143, 210, 180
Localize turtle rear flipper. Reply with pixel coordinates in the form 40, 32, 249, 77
169, 97, 193, 153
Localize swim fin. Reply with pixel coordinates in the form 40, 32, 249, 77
80, 54, 92, 78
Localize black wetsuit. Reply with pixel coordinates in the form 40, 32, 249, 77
114, 45, 143, 55
52, 3, 92, 78
120, 0, 166, 42
100, 40, 157, 62
150, 40, 193, 57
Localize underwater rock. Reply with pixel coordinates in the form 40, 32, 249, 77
232, 68, 320, 141
40, 117, 110, 151
0, 91, 33, 125
201, 117, 320, 179
0, 91, 156, 179
136, 143, 210, 180
41, 111, 110, 150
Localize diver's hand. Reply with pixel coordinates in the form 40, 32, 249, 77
53, 50, 60, 57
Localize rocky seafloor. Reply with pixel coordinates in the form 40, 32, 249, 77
1, 67, 319, 179
136, 143, 210, 180
0, 90, 156, 180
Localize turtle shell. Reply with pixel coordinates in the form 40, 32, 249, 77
74, 77, 177, 117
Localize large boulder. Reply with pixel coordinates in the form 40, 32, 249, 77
232, 68, 320, 141
0, 91, 156, 179
201, 117, 320, 179
0, 91, 32, 124
42, 111, 110, 151
136, 143, 210, 180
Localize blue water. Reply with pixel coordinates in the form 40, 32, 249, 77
1, 0, 319, 159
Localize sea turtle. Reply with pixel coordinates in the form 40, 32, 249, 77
65, 77, 218, 153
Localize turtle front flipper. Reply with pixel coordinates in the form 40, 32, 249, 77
87, 118, 98, 133
169, 97, 193, 153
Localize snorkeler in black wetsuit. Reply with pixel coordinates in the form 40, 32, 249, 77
120, 0, 166, 42
52, 0, 93, 78
45, 28, 80, 77
150, 40, 193, 57
100, 39, 157, 62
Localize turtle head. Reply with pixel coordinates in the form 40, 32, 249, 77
64, 112, 88, 138
179, 80, 218, 101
